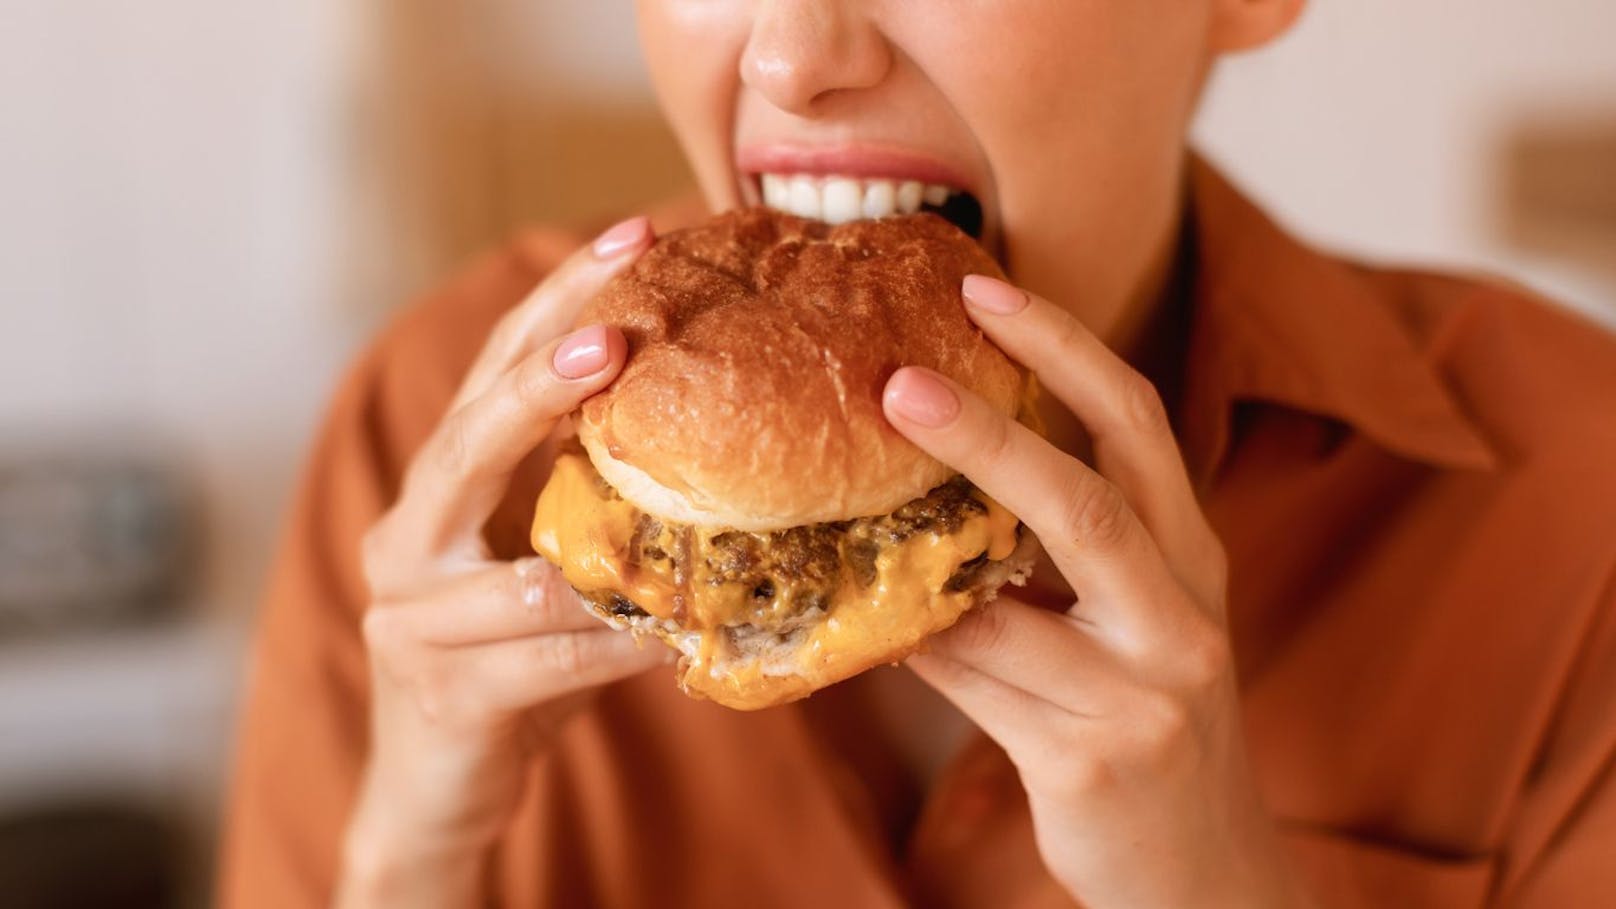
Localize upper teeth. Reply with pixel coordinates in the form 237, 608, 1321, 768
759, 174, 958, 224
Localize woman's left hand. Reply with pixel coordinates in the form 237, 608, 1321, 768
882, 275, 1315, 909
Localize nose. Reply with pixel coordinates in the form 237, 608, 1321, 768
740, 0, 892, 114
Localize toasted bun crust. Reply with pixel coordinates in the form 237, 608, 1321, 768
577, 209, 1021, 531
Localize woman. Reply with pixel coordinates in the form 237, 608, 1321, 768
220, 2, 1616, 907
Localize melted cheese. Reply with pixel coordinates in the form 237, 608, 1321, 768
532, 450, 1020, 690
531, 452, 683, 618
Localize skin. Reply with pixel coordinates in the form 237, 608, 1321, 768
338, 218, 671, 906
339, 1, 1314, 906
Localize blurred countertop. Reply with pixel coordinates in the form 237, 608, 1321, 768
0, 616, 249, 818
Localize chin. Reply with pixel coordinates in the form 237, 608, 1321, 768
532, 208, 1037, 710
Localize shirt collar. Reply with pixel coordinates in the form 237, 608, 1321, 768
1177, 155, 1498, 485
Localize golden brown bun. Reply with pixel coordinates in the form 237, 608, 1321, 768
577, 208, 1021, 531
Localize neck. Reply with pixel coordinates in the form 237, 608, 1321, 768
1031, 168, 1196, 460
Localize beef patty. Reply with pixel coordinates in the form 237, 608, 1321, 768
582, 476, 1012, 633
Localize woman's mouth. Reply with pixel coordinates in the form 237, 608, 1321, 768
751, 173, 986, 239
735, 144, 992, 243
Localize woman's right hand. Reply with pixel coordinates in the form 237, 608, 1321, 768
336, 217, 667, 907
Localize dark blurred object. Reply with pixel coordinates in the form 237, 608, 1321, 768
1497, 113, 1616, 279
0, 456, 196, 634
0, 801, 186, 909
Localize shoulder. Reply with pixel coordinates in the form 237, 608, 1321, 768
367, 225, 583, 396
345, 196, 706, 453
341, 227, 585, 460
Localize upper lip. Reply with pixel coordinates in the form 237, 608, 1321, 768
734, 143, 982, 206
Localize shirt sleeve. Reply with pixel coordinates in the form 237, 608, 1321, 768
213, 236, 562, 908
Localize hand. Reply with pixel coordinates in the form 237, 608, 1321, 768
882, 275, 1314, 909
338, 217, 672, 907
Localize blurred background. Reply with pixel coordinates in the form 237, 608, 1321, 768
1, 1, 1611, 904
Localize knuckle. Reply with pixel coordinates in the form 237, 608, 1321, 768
1039, 754, 1114, 801
1099, 689, 1193, 770
411, 673, 448, 724
360, 520, 404, 592
1058, 477, 1132, 551
410, 660, 482, 726
1131, 689, 1191, 754
541, 632, 587, 678
1117, 372, 1170, 434
1176, 618, 1232, 692
946, 604, 1011, 656
510, 353, 557, 408
360, 606, 398, 653
433, 676, 487, 726
975, 408, 1019, 475
430, 410, 477, 479
1050, 306, 1090, 357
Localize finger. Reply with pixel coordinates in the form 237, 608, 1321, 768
370, 559, 600, 648
883, 365, 1177, 623
451, 216, 652, 411
393, 324, 626, 557
923, 598, 1127, 714
961, 275, 1221, 601
446, 627, 674, 714
906, 651, 1068, 764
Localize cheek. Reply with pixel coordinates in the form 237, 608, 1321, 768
635, 1, 750, 208
923, 2, 1209, 282
950, 1, 1208, 183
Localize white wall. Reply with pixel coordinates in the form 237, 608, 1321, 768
1194, 0, 1616, 326
1, 0, 372, 614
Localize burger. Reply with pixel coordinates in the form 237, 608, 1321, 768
531, 207, 1036, 710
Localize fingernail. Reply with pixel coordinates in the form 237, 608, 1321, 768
592, 216, 651, 259
962, 274, 1029, 315
514, 557, 549, 607
884, 367, 960, 428
553, 325, 611, 379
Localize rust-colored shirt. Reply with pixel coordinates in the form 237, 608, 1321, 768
218, 160, 1616, 908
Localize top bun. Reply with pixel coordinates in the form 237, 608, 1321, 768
576, 208, 1021, 531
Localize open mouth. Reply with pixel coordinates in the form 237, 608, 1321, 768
749, 172, 986, 240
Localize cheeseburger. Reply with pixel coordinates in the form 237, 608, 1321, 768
531, 208, 1035, 710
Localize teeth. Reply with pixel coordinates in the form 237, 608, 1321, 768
821, 177, 862, 224
861, 181, 896, 219
787, 175, 821, 220
755, 173, 962, 222
895, 181, 924, 214
761, 174, 789, 209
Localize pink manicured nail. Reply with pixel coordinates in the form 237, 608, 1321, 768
961, 274, 1029, 315
553, 325, 610, 379
592, 216, 651, 259
885, 367, 960, 428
